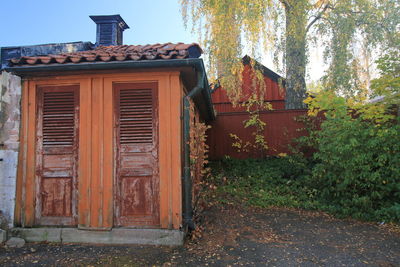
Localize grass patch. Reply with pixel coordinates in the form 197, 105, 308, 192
209, 157, 319, 209
208, 156, 399, 223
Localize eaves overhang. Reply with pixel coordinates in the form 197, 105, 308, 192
4, 58, 215, 121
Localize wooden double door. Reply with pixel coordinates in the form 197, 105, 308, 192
35, 83, 159, 227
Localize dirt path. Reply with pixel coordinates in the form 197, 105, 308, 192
1, 205, 399, 266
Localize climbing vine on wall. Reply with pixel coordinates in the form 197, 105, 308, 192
189, 101, 211, 207
229, 68, 273, 157
230, 95, 271, 157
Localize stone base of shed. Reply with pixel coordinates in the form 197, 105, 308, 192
11, 227, 184, 246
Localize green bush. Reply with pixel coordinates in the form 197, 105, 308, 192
309, 114, 400, 222
212, 132, 400, 223
210, 52, 400, 223
298, 50, 400, 223
212, 109, 400, 223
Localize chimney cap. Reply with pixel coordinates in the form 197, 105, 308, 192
89, 14, 130, 30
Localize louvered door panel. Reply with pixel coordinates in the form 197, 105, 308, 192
119, 89, 153, 144
114, 83, 159, 227
42, 91, 75, 147
36, 85, 79, 226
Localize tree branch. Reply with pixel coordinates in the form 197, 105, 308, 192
279, 0, 290, 9
306, 3, 331, 33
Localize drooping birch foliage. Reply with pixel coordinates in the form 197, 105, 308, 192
181, 0, 399, 106
181, 0, 276, 103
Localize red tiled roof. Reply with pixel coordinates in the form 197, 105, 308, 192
10, 42, 203, 66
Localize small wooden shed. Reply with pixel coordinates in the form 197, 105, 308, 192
3, 15, 214, 243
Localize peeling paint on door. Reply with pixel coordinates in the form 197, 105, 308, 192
35, 85, 79, 226
114, 83, 159, 227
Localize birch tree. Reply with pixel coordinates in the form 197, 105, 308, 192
181, 0, 399, 108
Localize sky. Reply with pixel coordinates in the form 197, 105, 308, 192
0, 0, 325, 80
0, 0, 196, 47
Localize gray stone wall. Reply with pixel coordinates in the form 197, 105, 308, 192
0, 71, 21, 228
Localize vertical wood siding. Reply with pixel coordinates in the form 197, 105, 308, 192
207, 110, 308, 159
208, 63, 308, 159
14, 81, 28, 226
170, 74, 182, 229
211, 64, 286, 113
78, 78, 92, 227
16, 71, 183, 229
24, 81, 37, 226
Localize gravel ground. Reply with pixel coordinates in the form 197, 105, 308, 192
1, 205, 399, 266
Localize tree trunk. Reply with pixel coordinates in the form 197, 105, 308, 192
284, 2, 307, 109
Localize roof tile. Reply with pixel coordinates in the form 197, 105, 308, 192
10, 42, 203, 66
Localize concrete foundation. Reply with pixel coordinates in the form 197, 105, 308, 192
12, 228, 185, 246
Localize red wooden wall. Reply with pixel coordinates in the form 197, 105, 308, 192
211, 64, 286, 113
207, 110, 308, 159
208, 63, 308, 159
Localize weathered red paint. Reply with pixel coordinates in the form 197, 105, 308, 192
17, 71, 184, 230
114, 82, 160, 227
211, 64, 286, 113
208, 61, 309, 159
207, 110, 308, 159
41, 178, 72, 217
35, 85, 79, 225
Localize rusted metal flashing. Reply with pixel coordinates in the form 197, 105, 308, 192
1, 42, 93, 69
